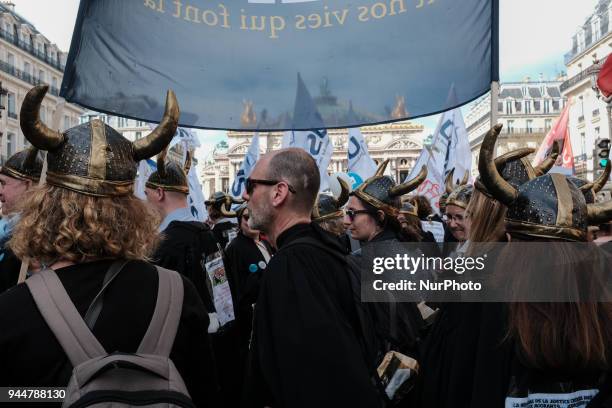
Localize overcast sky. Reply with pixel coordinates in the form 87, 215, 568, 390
8, 0, 602, 161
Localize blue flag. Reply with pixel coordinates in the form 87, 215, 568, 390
61, 0, 499, 130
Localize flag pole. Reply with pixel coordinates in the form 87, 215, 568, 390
490, 81, 499, 127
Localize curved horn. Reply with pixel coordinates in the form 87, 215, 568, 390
20, 85, 64, 150
461, 170, 469, 186
534, 141, 560, 176
23, 147, 39, 170
587, 200, 612, 225
389, 165, 427, 197
445, 168, 456, 194
132, 90, 180, 161
220, 202, 238, 218
184, 149, 193, 175
156, 147, 168, 179
478, 124, 517, 206
583, 159, 612, 193
494, 148, 534, 168
336, 177, 350, 208
375, 159, 389, 177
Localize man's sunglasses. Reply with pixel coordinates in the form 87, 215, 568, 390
344, 209, 372, 221
245, 178, 296, 195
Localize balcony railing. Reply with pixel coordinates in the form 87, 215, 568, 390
0, 60, 60, 95
0, 28, 65, 71
500, 127, 546, 135
560, 65, 600, 93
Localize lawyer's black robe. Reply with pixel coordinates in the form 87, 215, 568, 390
152, 220, 218, 312
246, 223, 381, 408
0, 247, 20, 294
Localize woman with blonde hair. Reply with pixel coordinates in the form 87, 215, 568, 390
0, 86, 218, 406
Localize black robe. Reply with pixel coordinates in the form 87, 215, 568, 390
224, 232, 271, 347
0, 246, 21, 294
0, 259, 219, 407
246, 223, 381, 408
152, 220, 218, 312
212, 220, 237, 249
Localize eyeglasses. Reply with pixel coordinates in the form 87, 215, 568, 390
344, 209, 372, 221
245, 178, 296, 195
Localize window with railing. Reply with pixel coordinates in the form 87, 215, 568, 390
593, 109, 600, 117
7, 92, 15, 117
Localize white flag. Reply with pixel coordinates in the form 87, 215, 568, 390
187, 161, 207, 221
407, 105, 471, 213
134, 159, 156, 200
231, 134, 260, 198
282, 129, 333, 191
347, 127, 377, 189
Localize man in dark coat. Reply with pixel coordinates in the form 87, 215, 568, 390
145, 147, 218, 314
242, 148, 381, 408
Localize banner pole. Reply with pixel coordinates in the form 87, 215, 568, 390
490, 81, 499, 127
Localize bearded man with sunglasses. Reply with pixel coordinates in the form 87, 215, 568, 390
241, 148, 381, 408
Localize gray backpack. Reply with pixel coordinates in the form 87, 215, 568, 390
26, 265, 196, 408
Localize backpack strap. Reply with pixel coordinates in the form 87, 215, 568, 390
137, 266, 184, 357
26, 270, 106, 367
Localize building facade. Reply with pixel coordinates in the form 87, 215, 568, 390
200, 122, 425, 198
465, 79, 566, 176
0, 2, 83, 163
79, 111, 151, 142
560, 0, 612, 180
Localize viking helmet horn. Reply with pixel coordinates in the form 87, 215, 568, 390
581, 159, 611, 193
587, 199, 612, 225
478, 124, 518, 205
460, 170, 469, 185
337, 177, 350, 208
534, 141, 560, 176
156, 147, 168, 179
493, 148, 534, 168
445, 168, 456, 194
375, 159, 389, 177
389, 165, 427, 197
132, 90, 180, 161
23, 147, 40, 171
20, 85, 64, 150
220, 196, 238, 217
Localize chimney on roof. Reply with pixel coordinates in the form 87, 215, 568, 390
2, 2, 14, 12
523, 76, 531, 83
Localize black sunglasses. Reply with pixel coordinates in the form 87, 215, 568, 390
344, 209, 372, 221
245, 178, 296, 195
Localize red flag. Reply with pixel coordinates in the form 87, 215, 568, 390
533, 102, 574, 175
597, 56, 612, 98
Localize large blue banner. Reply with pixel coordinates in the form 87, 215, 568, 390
61, 0, 499, 131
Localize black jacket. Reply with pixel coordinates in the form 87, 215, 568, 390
246, 223, 381, 408
153, 221, 219, 312
0, 259, 219, 407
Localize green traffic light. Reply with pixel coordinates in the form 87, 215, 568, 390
600, 158, 610, 168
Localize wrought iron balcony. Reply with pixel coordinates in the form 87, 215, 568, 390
0, 60, 60, 95
0, 28, 65, 71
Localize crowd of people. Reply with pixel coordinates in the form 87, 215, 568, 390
0, 85, 612, 407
